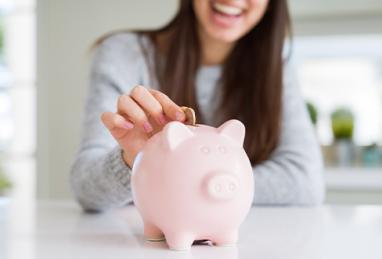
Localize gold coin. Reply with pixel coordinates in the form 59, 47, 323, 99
180, 106, 196, 126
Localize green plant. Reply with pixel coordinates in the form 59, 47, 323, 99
331, 108, 354, 140
306, 102, 318, 125
0, 166, 12, 195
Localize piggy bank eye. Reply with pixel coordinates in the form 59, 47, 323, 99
217, 145, 226, 153
200, 146, 210, 154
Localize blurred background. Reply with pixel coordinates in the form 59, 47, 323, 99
0, 0, 381, 206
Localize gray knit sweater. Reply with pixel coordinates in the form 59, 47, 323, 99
70, 32, 325, 211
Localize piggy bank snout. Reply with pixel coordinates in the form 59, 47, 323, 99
205, 172, 239, 201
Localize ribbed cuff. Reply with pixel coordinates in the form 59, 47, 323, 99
107, 146, 132, 189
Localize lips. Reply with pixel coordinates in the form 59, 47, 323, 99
209, 1, 246, 28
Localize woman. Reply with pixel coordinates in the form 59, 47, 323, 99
70, 0, 325, 211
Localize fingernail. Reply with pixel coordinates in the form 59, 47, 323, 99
176, 111, 185, 121
158, 113, 167, 125
122, 121, 134, 129
143, 121, 153, 133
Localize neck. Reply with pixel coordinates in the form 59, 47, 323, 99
198, 27, 235, 66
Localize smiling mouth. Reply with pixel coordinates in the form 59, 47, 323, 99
210, 1, 245, 17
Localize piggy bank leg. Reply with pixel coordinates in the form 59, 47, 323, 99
213, 229, 238, 247
164, 231, 194, 251
144, 221, 165, 241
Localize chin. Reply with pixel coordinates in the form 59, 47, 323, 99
207, 29, 243, 43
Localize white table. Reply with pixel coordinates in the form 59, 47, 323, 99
1, 200, 381, 259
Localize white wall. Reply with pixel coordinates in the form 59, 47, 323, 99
37, 0, 382, 199
36, 0, 178, 198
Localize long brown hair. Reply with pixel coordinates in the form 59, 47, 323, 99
98, 0, 291, 166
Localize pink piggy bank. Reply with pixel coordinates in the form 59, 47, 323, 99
131, 119, 254, 251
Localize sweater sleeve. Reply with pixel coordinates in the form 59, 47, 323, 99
70, 33, 144, 212
252, 60, 325, 206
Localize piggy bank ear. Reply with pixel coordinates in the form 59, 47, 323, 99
162, 121, 194, 150
217, 119, 245, 146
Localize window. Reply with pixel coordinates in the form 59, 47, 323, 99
295, 35, 382, 146
0, 0, 36, 201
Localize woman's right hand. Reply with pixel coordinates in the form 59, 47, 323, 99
101, 85, 186, 168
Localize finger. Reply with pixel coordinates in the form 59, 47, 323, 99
117, 94, 154, 133
149, 89, 186, 122
101, 112, 134, 139
130, 85, 167, 125
101, 112, 134, 130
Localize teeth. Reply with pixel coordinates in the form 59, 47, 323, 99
213, 2, 243, 16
